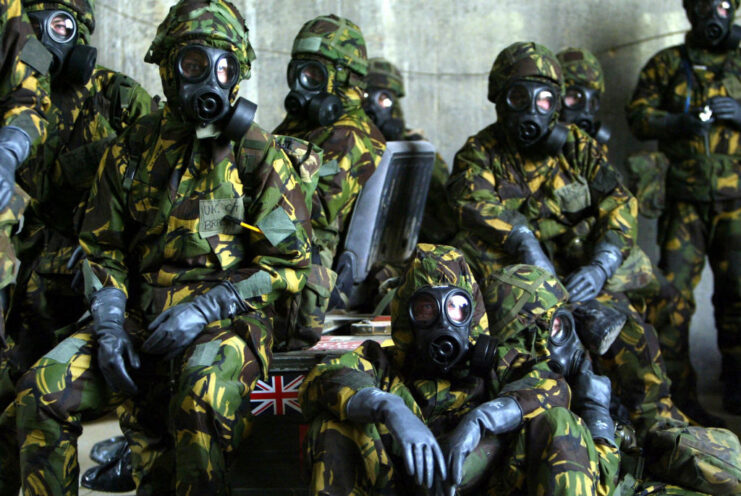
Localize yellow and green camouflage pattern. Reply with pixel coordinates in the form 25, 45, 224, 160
488, 41, 564, 103
22, 0, 95, 42
0, 185, 28, 291
299, 244, 618, 495
557, 46, 605, 93
291, 14, 368, 79
366, 57, 404, 97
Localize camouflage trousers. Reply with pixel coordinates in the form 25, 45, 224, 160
305, 406, 620, 496
656, 198, 741, 387
15, 313, 266, 496
627, 264, 695, 410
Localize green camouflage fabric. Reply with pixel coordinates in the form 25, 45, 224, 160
556, 47, 605, 93
446, 122, 689, 439
22, 0, 95, 42
366, 57, 404, 97
291, 14, 368, 80
299, 244, 619, 495
627, 34, 741, 398
488, 41, 564, 103
625, 150, 669, 219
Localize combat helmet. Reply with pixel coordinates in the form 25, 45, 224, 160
556, 47, 605, 93
366, 57, 405, 97
291, 14, 368, 86
22, 0, 95, 42
488, 41, 564, 103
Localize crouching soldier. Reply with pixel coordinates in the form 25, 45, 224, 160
13, 0, 312, 494
299, 244, 619, 496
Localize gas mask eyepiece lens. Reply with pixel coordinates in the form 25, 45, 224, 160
446, 293, 472, 324
506, 84, 530, 111
216, 54, 239, 88
178, 47, 210, 82
410, 292, 439, 327
535, 89, 555, 113
564, 88, 586, 110
375, 90, 394, 110
550, 313, 569, 344
48, 11, 76, 43
298, 62, 327, 91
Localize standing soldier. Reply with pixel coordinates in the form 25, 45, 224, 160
363, 57, 456, 245
626, 0, 741, 415
447, 41, 689, 440
274, 15, 385, 334
558, 47, 722, 426
14, 0, 313, 494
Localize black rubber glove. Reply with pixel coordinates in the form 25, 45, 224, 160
0, 126, 31, 211
571, 361, 616, 447
91, 287, 140, 395
346, 387, 446, 489
506, 225, 556, 276
656, 112, 712, 138
143, 281, 247, 359
565, 242, 622, 302
444, 396, 522, 493
709, 96, 741, 128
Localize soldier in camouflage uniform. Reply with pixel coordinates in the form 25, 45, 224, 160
626, 0, 741, 414
555, 47, 719, 426
274, 15, 385, 341
447, 41, 689, 441
364, 57, 455, 245
300, 244, 621, 496
13, 0, 313, 494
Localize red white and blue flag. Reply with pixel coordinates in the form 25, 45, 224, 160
250, 374, 305, 416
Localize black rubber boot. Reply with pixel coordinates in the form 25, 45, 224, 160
82, 443, 135, 492
90, 435, 128, 465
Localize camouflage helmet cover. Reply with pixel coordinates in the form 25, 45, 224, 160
145, 0, 256, 80
391, 244, 489, 363
556, 47, 605, 93
488, 41, 564, 103
22, 0, 95, 41
483, 264, 569, 342
291, 14, 368, 77
366, 57, 405, 97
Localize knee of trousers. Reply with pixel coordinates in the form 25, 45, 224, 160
15, 363, 73, 425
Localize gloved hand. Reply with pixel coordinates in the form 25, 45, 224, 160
656, 112, 712, 138
565, 242, 622, 302
0, 126, 31, 211
91, 287, 140, 395
444, 396, 522, 493
709, 96, 741, 128
143, 281, 247, 359
346, 387, 446, 489
506, 225, 556, 276
570, 361, 616, 447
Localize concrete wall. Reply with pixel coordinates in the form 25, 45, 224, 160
90, 0, 722, 389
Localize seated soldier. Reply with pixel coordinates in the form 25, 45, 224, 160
446, 41, 690, 441
13, 1, 313, 494
299, 244, 619, 496
274, 15, 386, 332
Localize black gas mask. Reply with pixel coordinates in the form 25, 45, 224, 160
363, 88, 404, 141
499, 80, 569, 154
547, 308, 588, 378
176, 45, 257, 141
284, 59, 343, 126
687, 0, 741, 50
409, 286, 474, 375
27, 9, 96, 85
561, 85, 611, 144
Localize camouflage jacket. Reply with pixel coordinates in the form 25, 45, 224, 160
447, 122, 637, 280
15, 66, 154, 278
274, 86, 385, 267
79, 107, 313, 324
627, 36, 741, 201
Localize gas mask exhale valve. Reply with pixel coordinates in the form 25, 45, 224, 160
500, 80, 568, 154
27, 9, 96, 85
284, 59, 343, 126
176, 45, 256, 141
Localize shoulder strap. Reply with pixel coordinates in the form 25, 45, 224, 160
122, 116, 161, 191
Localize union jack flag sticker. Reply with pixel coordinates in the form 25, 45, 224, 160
250, 374, 305, 416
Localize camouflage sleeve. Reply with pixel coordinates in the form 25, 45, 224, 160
77, 138, 131, 294
312, 125, 384, 267
0, 0, 50, 146
569, 127, 637, 258
447, 133, 531, 247
230, 137, 313, 310
494, 346, 571, 420
298, 340, 398, 421
105, 72, 156, 133
625, 48, 680, 140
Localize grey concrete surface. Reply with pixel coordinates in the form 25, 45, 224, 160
88, 0, 721, 387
